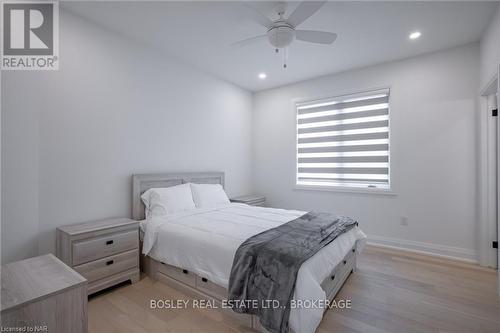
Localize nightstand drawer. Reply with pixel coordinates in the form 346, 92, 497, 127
72, 229, 138, 265
74, 249, 138, 283
230, 194, 266, 207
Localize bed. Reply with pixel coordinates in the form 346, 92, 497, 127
132, 172, 366, 333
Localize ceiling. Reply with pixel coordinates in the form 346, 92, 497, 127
63, 1, 498, 92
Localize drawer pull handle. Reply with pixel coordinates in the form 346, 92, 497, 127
343, 260, 347, 265
182, 269, 188, 274
331, 275, 335, 280
201, 277, 208, 283
106, 260, 114, 266
106, 240, 114, 245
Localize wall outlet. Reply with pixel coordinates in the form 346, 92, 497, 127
400, 216, 409, 226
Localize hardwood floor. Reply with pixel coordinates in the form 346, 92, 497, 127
88, 246, 500, 333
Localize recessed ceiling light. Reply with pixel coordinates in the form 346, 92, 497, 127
258, 73, 267, 80
409, 31, 421, 40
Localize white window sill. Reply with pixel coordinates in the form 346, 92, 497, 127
294, 184, 397, 196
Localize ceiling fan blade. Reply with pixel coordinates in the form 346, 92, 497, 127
287, 1, 326, 28
295, 30, 337, 44
230, 35, 268, 48
243, 3, 273, 28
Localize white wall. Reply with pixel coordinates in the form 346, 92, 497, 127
1, 10, 253, 263
480, 4, 500, 88
253, 43, 480, 261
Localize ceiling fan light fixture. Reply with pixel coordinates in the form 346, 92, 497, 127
267, 25, 295, 49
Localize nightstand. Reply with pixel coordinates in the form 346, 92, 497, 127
56, 218, 140, 295
230, 194, 266, 207
1, 254, 87, 332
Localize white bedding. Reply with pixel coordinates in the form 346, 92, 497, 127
142, 203, 366, 333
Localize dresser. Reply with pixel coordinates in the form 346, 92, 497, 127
230, 194, 266, 207
56, 218, 140, 295
1, 254, 87, 333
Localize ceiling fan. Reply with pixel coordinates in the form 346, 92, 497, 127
231, 1, 337, 68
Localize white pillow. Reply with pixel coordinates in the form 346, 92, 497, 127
141, 183, 195, 218
190, 183, 230, 208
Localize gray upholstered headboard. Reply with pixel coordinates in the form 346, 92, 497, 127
131, 172, 225, 220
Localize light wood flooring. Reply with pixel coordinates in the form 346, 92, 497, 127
88, 246, 500, 333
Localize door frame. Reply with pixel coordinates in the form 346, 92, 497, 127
479, 72, 498, 271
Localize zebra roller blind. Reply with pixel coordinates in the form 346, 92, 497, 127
296, 89, 390, 189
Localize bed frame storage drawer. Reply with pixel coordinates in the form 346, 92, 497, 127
72, 229, 139, 266
153, 270, 253, 329
74, 249, 139, 283
321, 247, 356, 300
196, 276, 227, 300
158, 262, 196, 287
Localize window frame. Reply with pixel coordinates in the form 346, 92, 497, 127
293, 87, 395, 195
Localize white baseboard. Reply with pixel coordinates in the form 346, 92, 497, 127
367, 234, 478, 264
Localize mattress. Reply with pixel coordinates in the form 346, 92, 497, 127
142, 203, 367, 333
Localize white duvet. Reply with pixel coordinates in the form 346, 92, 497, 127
142, 203, 366, 333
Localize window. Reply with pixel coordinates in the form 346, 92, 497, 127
296, 89, 390, 190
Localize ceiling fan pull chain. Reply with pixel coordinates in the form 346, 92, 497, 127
283, 47, 288, 68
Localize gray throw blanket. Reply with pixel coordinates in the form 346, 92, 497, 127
227, 212, 358, 333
